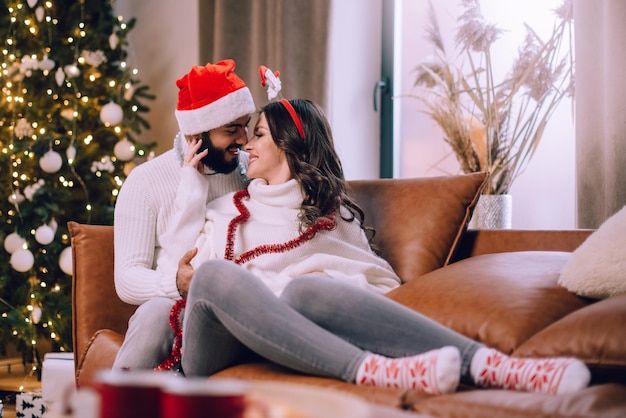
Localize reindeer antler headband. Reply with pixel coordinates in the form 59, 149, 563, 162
259, 65, 305, 140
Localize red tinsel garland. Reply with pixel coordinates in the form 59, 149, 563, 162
226, 189, 336, 264
156, 188, 336, 371
154, 298, 186, 371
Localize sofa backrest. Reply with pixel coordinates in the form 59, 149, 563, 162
68, 221, 136, 371
347, 173, 486, 282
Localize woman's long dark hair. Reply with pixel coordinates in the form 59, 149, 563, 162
260, 99, 369, 235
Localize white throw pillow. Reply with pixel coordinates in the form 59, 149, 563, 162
558, 205, 626, 299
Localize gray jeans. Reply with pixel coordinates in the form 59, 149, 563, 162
113, 297, 176, 370
181, 259, 482, 383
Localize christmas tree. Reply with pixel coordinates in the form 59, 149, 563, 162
0, 0, 154, 364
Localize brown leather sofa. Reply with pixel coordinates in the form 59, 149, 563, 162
69, 173, 626, 417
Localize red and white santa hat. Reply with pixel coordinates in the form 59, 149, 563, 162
175, 60, 255, 135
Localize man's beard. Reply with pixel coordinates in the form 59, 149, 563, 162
199, 132, 239, 174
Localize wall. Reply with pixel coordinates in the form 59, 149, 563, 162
114, 0, 199, 155
395, 0, 576, 229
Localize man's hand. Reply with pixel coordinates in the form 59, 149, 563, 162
184, 136, 208, 173
176, 247, 198, 299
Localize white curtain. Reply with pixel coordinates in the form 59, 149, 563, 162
574, 0, 626, 228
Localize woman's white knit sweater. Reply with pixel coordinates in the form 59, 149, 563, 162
114, 133, 249, 305
158, 168, 401, 297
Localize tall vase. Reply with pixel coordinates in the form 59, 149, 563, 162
469, 194, 512, 229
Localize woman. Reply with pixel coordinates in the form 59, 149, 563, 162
159, 99, 590, 396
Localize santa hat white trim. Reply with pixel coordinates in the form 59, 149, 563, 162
175, 86, 255, 135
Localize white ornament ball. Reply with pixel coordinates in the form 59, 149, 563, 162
64, 64, 80, 78
39, 55, 55, 71
10, 248, 35, 272
35, 6, 45, 22
4, 232, 26, 254
55, 67, 65, 86
114, 138, 136, 161
8, 191, 25, 205
66, 145, 77, 163
61, 108, 75, 120
31, 306, 42, 324
109, 33, 119, 50
35, 225, 55, 245
100, 101, 124, 126
59, 246, 73, 275
40, 150, 63, 173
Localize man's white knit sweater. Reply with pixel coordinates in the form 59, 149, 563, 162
158, 168, 401, 297
114, 133, 249, 305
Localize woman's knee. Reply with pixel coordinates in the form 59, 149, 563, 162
190, 259, 251, 302
192, 260, 233, 291
281, 276, 329, 309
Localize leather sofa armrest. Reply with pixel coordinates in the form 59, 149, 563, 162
76, 329, 124, 388
453, 229, 594, 261
68, 221, 136, 374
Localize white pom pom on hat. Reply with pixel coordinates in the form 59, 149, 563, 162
175, 59, 255, 135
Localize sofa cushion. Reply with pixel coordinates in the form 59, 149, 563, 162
347, 172, 487, 283
76, 329, 125, 388
212, 362, 407, 409
385, 251, 590, 354
558, 205, 626, 299
514, 292, 626, 384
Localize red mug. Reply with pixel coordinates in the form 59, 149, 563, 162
160, 378, 249, 418
95, 370, 174, 418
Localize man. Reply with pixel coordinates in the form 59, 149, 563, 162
112, 60, 255, 370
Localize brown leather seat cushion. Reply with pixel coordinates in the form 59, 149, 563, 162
515, 293, 626, 383
386, 251, 591, 354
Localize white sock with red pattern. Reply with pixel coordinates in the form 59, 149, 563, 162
355, 346, 461, 395
470, 347, 591, 394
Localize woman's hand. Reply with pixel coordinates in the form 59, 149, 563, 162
184, 136, 208, 173
176, 247, 198, 299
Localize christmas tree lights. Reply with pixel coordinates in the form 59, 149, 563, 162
0, 0, 154, 363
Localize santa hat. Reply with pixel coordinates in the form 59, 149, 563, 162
175, 60, 255, 135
